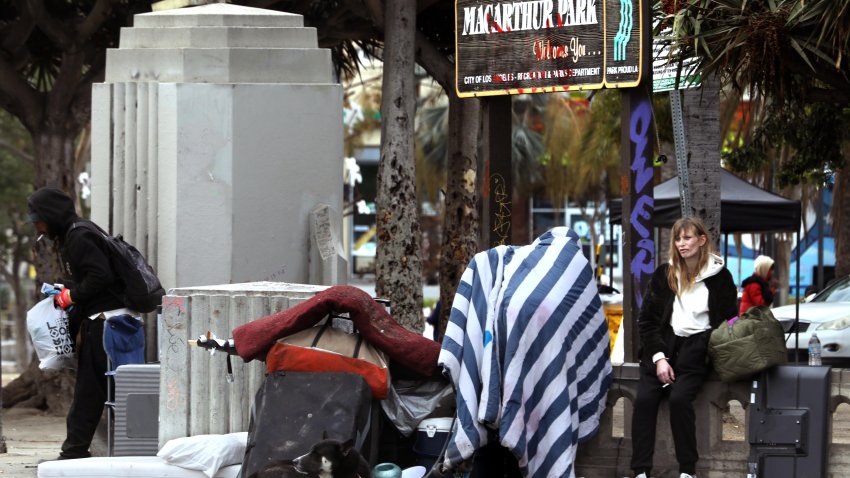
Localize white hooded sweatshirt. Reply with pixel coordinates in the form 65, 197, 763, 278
671, 253, 726, 337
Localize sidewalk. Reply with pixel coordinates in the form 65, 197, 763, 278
0, 408, 65, 477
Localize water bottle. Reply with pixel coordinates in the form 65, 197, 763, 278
808, 333, 822, 366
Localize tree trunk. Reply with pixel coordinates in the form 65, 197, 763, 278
3, 353, 74, 416
774, 234, 792, 306
374, 0, 423, 331
31, 127, 79, 287
13, 126, 81, 414
511, 191, 531, 246
682, 76, 722, 244
33, 128, 80, 195
658, 139, 677, 265
9, 270, 32, 372
834, 168, 850, 278
437, 94, 481, 339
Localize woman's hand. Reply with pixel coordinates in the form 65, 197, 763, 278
656, 358, 675, 385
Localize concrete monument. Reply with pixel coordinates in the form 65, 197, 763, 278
91, 3, 346, 291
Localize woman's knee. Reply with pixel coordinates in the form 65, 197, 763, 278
668, 391, 694, 413
634, 391, 660, 413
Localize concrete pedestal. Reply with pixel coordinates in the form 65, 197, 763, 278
91, 3, 345, 290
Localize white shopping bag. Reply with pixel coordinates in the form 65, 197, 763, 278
26, 297, 76, 370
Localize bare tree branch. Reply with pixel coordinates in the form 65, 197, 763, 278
67, 50, 106, 129
77, 0, 115, 43
25, 0, 74, 47
47, 50, 86, 120
321, 27, 382, 41
416, 0, 440, 14
0, 6, 35, 62
363, 0, 385, 30
0, 57, 41, 131
415, 31, 451, 91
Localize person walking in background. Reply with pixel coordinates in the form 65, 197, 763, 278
28, 187, 140, 460
631, 217, 738, 478
739, 255, 776, 315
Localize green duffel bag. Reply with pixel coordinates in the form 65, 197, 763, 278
708, 306, 788, 382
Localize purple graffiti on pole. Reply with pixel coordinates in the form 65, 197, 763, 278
629, 100, 655, 309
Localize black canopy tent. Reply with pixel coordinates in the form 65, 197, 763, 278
609, 169, 801, 232
608, 169, 807, 361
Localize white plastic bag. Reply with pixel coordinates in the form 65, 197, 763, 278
26, 297, 76, 370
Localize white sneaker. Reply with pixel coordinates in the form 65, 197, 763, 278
635, 474, 647, 478
680, 474, 696, 478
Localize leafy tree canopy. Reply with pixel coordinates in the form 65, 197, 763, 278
662, 0, 850, 186
661, 0, 850, 104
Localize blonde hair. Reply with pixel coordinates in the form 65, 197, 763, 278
753, 255, 775, 278
667, 216, 714, 296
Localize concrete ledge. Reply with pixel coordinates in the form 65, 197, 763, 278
120, 26, 318, 49
576, 365, 850, 477
105, 48, 333, 83
134, 3, 303, 28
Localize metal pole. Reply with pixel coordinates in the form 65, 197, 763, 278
795, 229, 801, 364
670, 90, 691, 217
609, 222, 614, 284
481, 96, 512, 249
817, 187, 824, 291
349, 176, 355, 276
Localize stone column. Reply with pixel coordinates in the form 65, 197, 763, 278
91, 3, 346, 291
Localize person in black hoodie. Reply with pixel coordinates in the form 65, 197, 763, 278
630, 217, 738, 478
28, 187, 127, 460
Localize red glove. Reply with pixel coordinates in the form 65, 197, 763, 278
54, 288, 73, 310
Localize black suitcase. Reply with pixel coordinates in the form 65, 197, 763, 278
240, 371, 375, 478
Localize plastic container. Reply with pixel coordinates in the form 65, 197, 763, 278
373, 463, 402, 478
412, 417, 454, 477
809, 333, 822, 366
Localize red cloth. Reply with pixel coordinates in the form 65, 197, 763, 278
265, 344, 389, 399
232, 285, 441, 377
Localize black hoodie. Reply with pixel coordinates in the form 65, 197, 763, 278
28, 187, 125, 333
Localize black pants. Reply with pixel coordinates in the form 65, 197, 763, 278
631, 331, 710, 476
61, 318, 108, 459
476, 440, 522, 478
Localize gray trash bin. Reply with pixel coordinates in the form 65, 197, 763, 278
747, 365, 831, 478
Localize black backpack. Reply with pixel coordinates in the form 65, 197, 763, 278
68, 222, 165, 313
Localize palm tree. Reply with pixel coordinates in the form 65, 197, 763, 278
373, 0, 423, 330
661, 0, 850, 275
681, 76, 724, 242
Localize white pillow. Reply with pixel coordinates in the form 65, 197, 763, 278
157, 432, 248, 478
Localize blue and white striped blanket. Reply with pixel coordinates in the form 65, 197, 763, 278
438, 227, 612, 478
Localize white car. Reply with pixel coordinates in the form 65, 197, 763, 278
772, 275, 850, 364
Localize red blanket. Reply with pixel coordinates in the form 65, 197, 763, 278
231, 285, 441, 376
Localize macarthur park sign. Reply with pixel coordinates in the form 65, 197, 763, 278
456, 0, 643, 97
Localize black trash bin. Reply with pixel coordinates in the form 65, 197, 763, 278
747, 365, 831, 478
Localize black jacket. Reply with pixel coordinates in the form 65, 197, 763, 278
637, 262, 739, 364
28, 188, 125, 333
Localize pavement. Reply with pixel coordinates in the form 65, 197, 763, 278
0, 408, 66, 477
